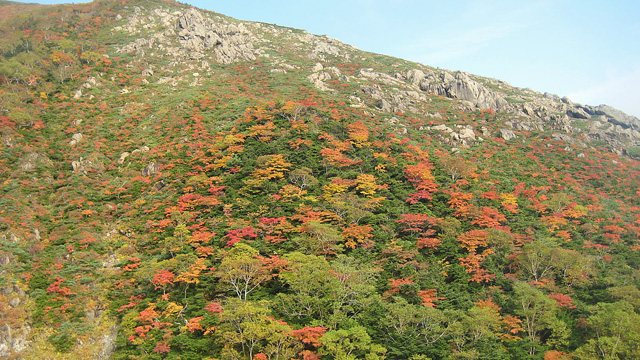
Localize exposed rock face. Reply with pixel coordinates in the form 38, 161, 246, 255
116, 6, 257, 64
0, 324, 30, 358
118, 152, 131, 164
388, 67, 640, 151
94, 326, 118, 360
421, 71, 508, 110
69, 132, 83, 146
307, 63, 350, 92
420, 124, 478, 147
176, 8, 256, 63
110, 3, 640, 154
594, 105, 640, 130
0, 253, 10, 267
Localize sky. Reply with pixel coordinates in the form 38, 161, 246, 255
30, 0, 640, 117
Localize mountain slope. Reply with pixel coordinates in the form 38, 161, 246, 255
1, 0, 640, 359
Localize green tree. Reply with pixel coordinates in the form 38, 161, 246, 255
449, 304, 504, 358
513, 282, 568, 357
276, 252, 340, 322
382, 297, 458, 356
574, 301, 640, 360
289, 167, 319, 190
215, 243, 271, 300
320, 326, 386, 360
517, 241, 555, 282
217, 299, 302, 359
291, 221, 344, 256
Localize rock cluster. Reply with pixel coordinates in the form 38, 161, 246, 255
110, 4, 640, 153
176, 8, 256, 63
391, 67, 640, 151
116, 7, 257, 65
71, 153, 105, 175
419, 71, 508, 110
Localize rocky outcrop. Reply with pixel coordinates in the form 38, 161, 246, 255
18, 153, 53, 172
116, 6, 257, 64
0, 324, 30, 358
390, 66, 640, 151
593, 105, 640, 131
396, 69, 505, 110
94, 326, 118, 360
307, 63, 350, 92
420, 71, 509, 110
420, 124, 479, 147
141, 162, 159, 177
71, 153, 105, 175
111, 4, 640, 153
176, 8, 256, 63
69, 133, 83, 146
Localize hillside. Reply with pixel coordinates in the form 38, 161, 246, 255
1, 0, 640, 359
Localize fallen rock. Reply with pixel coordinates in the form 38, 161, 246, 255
458, 127, 476, 142
142, 162, 159, 177
69, 133, 83, 146
118, 152, 130, 164
500, 129, 517, 141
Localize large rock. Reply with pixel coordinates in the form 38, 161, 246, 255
458, 127, 476, 142
117, 7, 257, 64
176, 8, 256, 63
142, 162, 159, 177
594, 105, 640, 130
69, 133, 83, 146
420, 71, 508, 110
500, 129, 517, 141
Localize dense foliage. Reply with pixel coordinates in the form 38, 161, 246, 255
1, 0, 639, 359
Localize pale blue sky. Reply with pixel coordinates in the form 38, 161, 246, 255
29, 0, 640, 117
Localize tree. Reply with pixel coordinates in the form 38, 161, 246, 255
293, 221, 344, 255
289, 167, 318, 190
330, 255, 379, 321
512, 282, 568, 357
457, 229, 489, 253
151, 270, 175, 295
79, 51, 103, 65
217, 299, 302, 360
552, 248, 596, 286
382, 297, 457, 356
459, 251, 496, 283
404, 161, 439, 204
438, 155, 477, 183
215, 243, 271, 300
449, 303, 503, 358
276, 252, 340, 321
516, 241, 555, 283
244, 154, 292, 190
574, 301, 640, 360
471, 207, 507, 228
320, 326, 386, 360
347, 121, 371, 148
341, 224, 374, 249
